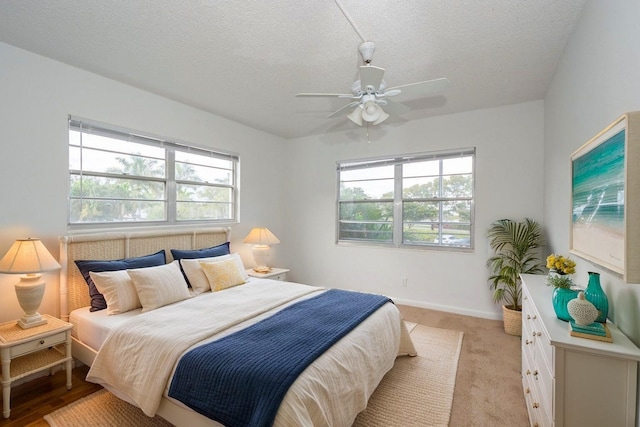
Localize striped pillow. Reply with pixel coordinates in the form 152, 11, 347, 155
128, 261, 191, 312
89, 270, 141, 315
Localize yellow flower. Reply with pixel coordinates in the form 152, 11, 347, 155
546, 253, 576, 275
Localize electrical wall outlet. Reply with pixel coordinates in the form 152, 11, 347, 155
401, 277, 408, 287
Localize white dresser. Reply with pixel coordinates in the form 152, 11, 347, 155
521, 274, 640, 427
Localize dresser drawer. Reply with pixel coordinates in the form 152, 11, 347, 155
10, 331, 67, 358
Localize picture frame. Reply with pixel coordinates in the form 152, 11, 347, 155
570, 112, 640, 283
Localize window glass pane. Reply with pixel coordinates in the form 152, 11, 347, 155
177, 202, 232, 221
338, 222, 393, 242
442, 156, 472, 175
340, 165, 394, 181
442, 200, 471, 222
69, 199, 166, 223
340, 180, 394, 200
403, 177, 439, 199
177, 184, 232, 202
70, 175, 165, 200
70, 130, 165, 158
403, 160, 439, 177
403, 201, 439, 222
176, 162, 232, 185
76, 147, 165, 178
442, 174, 473, 198
402, 223, 438, 245
175, 151, 233, 170
339, 201, 393, 222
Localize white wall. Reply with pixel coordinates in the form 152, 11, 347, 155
283, 100, 545, 319
0, 43, 287, 323
544, 0, 640, 342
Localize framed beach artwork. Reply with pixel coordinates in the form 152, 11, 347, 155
570, 112, 640, 283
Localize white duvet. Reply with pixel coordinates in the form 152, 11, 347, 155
86, 280, 415, 426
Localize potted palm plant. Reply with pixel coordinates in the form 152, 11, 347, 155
486, 218, 545, 335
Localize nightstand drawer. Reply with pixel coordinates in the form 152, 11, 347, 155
10, 331, 67, 358
269, 273, 286, 281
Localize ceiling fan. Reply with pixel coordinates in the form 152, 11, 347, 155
296, 40, 449, 127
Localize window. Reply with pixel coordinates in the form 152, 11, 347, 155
337, 148, 475, 249
68, 117, 238, 227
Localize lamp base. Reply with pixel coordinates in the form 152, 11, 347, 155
17, 313, 47, 329
14, 275, 47, 329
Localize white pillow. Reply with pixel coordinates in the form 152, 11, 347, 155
127, 261, 191, 312
89, 270, 141, 315
180, 253, 247, 294
200, 257, 246, 291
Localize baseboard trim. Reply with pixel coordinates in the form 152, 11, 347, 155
391, 297, 502, 321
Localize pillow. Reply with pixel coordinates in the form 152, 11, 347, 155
75, 250, 166, 312
200, 257, 246, 292
180, 253, 248, 294
89, 270, 141, 315
127, 261, 191, 312
170, 242, 230, 261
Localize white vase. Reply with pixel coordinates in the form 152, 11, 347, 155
567, 291, 598, 326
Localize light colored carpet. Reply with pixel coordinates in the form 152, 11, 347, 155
44, 323, 463, 427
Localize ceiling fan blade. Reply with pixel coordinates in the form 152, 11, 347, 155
359, 65, 385, 92
296, 92, 353, 97
327, 101, 360, 118
386, 77, 449, 100
381, 99, 411, 116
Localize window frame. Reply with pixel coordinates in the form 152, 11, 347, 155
336, 148, 475, 250
68, 116, 239, 229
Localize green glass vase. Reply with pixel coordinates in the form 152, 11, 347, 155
552, 287, 578, 322
584, 271, 608, 323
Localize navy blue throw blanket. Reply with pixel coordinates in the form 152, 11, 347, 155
168, 289, 391, 427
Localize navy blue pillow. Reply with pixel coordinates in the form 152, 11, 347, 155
170, 242, 230, 261
75, 250, 166, 312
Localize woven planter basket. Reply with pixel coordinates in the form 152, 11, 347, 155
502, 305, 522, 336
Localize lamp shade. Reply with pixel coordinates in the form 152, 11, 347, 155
243, 228, 280, 246
0, 238, 61, 274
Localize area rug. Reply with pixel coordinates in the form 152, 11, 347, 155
44, 323, 463, 427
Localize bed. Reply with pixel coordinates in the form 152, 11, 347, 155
59, 227, 416, 427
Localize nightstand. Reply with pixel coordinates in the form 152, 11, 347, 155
246, 268, 290, 281
0, 314, 72, 418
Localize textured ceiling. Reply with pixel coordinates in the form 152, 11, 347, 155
0, 1, 587, 139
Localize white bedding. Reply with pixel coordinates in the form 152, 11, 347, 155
79, 279, 416, 426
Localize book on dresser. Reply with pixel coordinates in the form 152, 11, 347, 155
568, 320, 612, 342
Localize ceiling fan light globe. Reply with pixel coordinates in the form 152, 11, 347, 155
347, 108, 363, 126
372, 109, 390, 125
361, 101, 381, 122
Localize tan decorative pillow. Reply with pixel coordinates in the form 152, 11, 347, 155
180, 253, 247, 294
127, 261, 191, 312
89, 270, 141, 315
200, 258, 246, 291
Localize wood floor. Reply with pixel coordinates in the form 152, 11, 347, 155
0, 365, 101, 427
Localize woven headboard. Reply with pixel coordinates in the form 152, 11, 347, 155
59, 227, 230, 321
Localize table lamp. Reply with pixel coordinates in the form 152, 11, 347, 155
243, 228, 280, 273
0, 238, 61, 328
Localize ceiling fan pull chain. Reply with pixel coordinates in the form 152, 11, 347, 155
334, 0, 367, 44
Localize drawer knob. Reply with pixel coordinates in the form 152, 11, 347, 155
533, 402, 540, 409
525, 339, 533, 345
526, 369, 531, 375
536, 332, 542, 337
525, 387, 530, 394
39, 340, 45, 345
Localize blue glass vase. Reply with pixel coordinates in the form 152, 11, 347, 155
552, 287, 578, 322
584, 271, 608, 323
